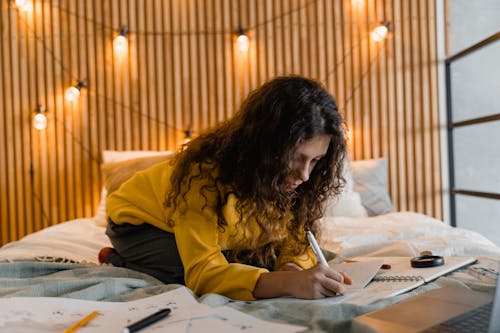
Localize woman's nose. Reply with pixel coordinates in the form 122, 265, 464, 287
296, 163, 310, 182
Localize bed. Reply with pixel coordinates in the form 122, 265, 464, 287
1, 151, 498, 333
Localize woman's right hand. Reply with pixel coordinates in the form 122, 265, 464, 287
285, 264, 352, 299
253, 264, 352, 299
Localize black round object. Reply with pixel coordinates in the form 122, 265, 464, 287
410, 255, 445, 268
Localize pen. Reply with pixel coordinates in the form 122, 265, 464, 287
63, 310, 99, 333
306, 231, 328, 266
123, 308, 171, 333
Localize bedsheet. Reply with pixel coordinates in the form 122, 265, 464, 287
0, 212, 498, 333
318, 211, 500, 259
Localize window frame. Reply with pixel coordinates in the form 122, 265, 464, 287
445, 31, 500, 227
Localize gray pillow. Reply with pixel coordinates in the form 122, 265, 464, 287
350, 158, 394, 216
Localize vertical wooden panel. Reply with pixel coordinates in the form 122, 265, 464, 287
77, 0, 91, 217
375, 0, 387, 160
0, 0, 5, 244
84, 0, 99, 214
50, 3, 63, 225
65, 0, 76, 218
360, 1, 370, 158
334, 0, 347, 123
0, 0, 444, 245
128, 1, 140, 149
373, 5, 383, 159
111, 0, 123, 151
351, 0, 363, 159
6, 2, 18, 241
222, 0, 234, 119
0, 2, 9, 244
162, 1, 174, 146
410, 0, 421, 212
186, 1, 200, 136
290, 0, 300, 75
38, 0, 50, 230
147, 0, 158, 149
255, 0, 266, 81
427, 0, 442, 219
385, 0, 398, 208
17, 1, 29, 238
393, 0, 406, 211
231, 0, 241, 106
238, 1, 249, 108
188, 0, 199, 139
201, 0, 214, 129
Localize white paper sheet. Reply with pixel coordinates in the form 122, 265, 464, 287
329, 258, 384, 293
0, 287, 304, 333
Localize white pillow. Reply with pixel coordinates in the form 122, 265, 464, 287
323, 157, 395, 217
94, 150, 173, 227
94, 188, 109, 227
324, 160, 368, 218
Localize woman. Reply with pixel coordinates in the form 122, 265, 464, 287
104, 75, 351, 301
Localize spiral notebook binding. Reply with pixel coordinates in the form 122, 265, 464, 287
373, 275, 425, 282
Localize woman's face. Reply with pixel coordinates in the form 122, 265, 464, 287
286, 134, 331, 190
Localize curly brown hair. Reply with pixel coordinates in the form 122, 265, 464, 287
165, 75, 346, 270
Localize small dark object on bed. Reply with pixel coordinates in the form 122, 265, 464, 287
98, 247, 115, 263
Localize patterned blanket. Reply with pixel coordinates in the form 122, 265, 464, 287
0, 260, 495, 332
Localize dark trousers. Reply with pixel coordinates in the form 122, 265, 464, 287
105, 219, 185, 284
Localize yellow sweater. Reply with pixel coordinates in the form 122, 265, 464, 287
107, 160, 316, 300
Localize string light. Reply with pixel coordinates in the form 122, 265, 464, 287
17, 0, 388, 151
33, 105, 47, 130
371, 21, 391, 42
15, 0, 32, 12
113, 27, 128, 56
65, 81, 85, 102
235, 27, 249, 52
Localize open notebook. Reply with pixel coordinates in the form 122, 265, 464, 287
341, 256, 476, 305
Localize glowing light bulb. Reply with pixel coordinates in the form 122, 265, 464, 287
371, 24, 389, 42
113, 34, 128, 55
235, 27, 249, 53
33, 113, 47, 130
65, 86, 81, 102
15, 0, 32, 12
33, 106, 47, 130
236, 34, 249, 52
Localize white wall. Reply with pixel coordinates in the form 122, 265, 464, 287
449, 0, 500, 54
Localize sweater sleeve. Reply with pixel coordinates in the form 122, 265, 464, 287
171, 172, 268, 301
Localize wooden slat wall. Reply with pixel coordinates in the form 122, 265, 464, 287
0, 0, 442, 246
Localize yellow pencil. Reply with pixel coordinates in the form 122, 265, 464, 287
63, 311, 99, 333
344, 259, 359, 263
